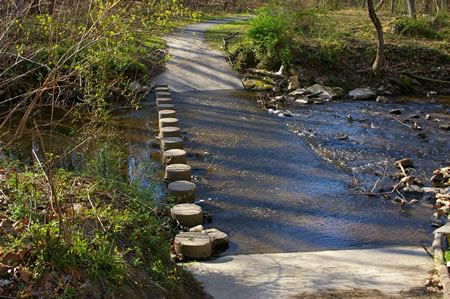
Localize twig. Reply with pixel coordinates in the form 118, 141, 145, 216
87, 193, 106, 232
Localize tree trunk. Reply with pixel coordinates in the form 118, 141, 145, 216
434, 0, 441, 13
421, 0, 431, 13
368, 0, 385, 76
376, 0, 386, 10
391, 0, 395, 13
362, 0, 367, 8
407, 0, 416, 17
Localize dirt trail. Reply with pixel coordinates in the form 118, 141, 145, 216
153, 18, 436, 298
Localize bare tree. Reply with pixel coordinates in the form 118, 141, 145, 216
407, 0, 416, 17
368, 0, 385, 76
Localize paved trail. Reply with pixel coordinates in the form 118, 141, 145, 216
154, 18, 434, 298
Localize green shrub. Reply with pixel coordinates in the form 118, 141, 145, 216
247, 2, 293, 69
391, 17, 442, 40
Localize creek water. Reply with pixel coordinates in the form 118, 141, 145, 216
117, 90, 449, 255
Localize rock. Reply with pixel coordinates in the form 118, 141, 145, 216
376, 96, 389, 103
391, 23, 405, 34
389, 109, 402, 115
174, 232, 212, 259
336, 134, 349, 140
417, 132, 427, 139
150, 149, 162, 160
422, 187, 446, 194
431, 217, 447, 227
168, 181, 196, 203
189, 225, 204, 232
306, 84, 344, 100
243, 79, 272, 91
162, 149, 187, 165
295, 99, 312, 104
156, 98, 172, 106
161, 137, 183, 151
204, 228, 229, 247
157, 104, 175, 111
434, 222, 450, 234
165, 163, 191, 181
403, 184, 423, 193
160, 127, 181, 139
156, 91, 171, 99
159, 110, 177, 120
439, 123, 450, 130
171, 203, 203, 227
395, 158, 414, 169
288, 75, 300, 90
289, 88, 306, 96
348, 88, 376, 100
159, 118, 179, 128
425, 114, 431, 120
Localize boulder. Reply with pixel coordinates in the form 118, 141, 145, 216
289, 88, 307, 96
288, 75, 300, 90
174, 232, 212, 259
204, 228, 229, 247
348, 88, 376, 100
306, 84, 344, 100
170, 203, 203, 227
243, 79, 272, 91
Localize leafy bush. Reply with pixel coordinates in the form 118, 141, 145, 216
391, 17, 442, 40
246, 2, 293, 69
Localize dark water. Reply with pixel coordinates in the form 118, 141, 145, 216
118, 90, 445, 255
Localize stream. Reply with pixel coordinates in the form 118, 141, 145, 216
117, 90, 449, 255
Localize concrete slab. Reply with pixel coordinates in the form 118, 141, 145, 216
186, 247, 433, 298
153, 17, 248, 92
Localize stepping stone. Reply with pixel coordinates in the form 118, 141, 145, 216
156, 98, 172, 106
155, 83, 168, 88
159, 110, 176, 120
171, 203, 203, 227
157, 104, 175, 111
160, 126, 181, 138
159, 118, 179, 129
150, 149, 162, 160
156, 91, 171, 98
204, 228, 229, 247
155, 87, 169, 92
162, 149, 186, 165
174, 232, 212, 259
168, 180, 196, 203
161, 137, 183, 151
165, 163, 191, 181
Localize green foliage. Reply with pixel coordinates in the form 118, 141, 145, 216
391, 16, 443, 40
247, 2, 293, 69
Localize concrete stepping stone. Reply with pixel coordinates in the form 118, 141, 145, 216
157, 104, 175, 111
160, 126, 181, 138
156, 98, 172, 106
156, 91, 171, 98
161, 137, 183, 151
159, 110, 176, 120
162, 149, 186, 165
155, 83, 168, 88
171, 203, 203, 227
159, 118, 179, 128
151, 138, 161, 148
174, 232, 212, 259
150, 149, 162, 160
168, 180, 196, 203
165, 163, 191, 181
204, 228, 229, 247
155, 87, 169, 92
